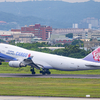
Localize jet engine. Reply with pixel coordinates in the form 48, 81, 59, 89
9, 61, 26, 68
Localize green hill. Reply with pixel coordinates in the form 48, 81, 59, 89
0, 0, 100, 29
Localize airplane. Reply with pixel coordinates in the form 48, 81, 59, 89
0, 43, 100, 75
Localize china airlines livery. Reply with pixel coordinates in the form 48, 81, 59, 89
0, 43, 100, 75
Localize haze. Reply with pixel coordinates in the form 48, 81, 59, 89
0, 0, 100, 3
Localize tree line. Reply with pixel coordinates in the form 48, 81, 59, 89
15, 43, 90, 58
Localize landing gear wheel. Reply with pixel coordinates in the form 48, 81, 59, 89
47, 71, 51, 75
40, 70, 43, 73
40, 69, 51, 75
32, 71, 35, 75
42, 72, 46, 75
30, 67, 35, 75
0, 62, 2, 65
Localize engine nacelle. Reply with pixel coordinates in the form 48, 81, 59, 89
9, 61, 26, 68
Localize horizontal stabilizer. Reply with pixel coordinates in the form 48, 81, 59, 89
85, 64, 100, 67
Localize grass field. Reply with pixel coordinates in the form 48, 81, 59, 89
0, 62, 100, 98
0, 77, 100, 97
1, 62, 100, 75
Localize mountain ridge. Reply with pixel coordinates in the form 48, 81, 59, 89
0, 0, 100, 30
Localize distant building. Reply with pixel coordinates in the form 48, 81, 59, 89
21, 24, 52, 41
88, 24, 92, 29
73, 29, 100, 39
11, 29, 21, 32
84, 39, 100, 51
72, 23, 78, 28
0, 31, 13, 41
52, 28, 84, 34
78, 22, 89, 29
11, 24, 52, 41
0, 31, 34, 43
79, 17, 99, 29
87, 29, 100, 39
13, 33, 34, 43
48, 34, 73, 44
0, 35, 13, 41
55, 38, 73, 44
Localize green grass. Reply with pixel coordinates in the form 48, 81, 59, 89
0, 77, 100, 97
0, 62, 100, 98
1, 62, 100, 75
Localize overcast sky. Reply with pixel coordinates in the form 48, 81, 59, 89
0, 0, 100, 2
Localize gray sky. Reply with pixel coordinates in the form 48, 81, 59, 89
0, 0, 100, 2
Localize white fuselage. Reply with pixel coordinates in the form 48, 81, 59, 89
0, 43, 100, 71
31, 50, 100, 71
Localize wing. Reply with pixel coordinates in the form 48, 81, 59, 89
33, 59, 53, 69
21, 56, 53, 70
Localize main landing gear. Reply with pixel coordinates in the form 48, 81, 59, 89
30, 68, 35, 75
0, 62, 2, 65
30, 67, 51, 75
40, 69, 51, 75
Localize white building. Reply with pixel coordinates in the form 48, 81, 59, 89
0, 31, 34, 43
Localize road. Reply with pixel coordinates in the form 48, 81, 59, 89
0, 73, 100, 78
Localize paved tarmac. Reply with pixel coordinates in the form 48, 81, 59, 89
0, 96, 100, 100
0, 73, 100, 78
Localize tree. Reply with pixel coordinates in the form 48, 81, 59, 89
9, 40, 15, 45
0, 39, 6, 43
15, 43, 90, 58
71, 40, 83, 47
65, 33, 73, 38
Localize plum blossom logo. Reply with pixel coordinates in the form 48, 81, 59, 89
92, 48, 100, 61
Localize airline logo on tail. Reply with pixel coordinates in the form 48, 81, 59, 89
92, 47, 100, 61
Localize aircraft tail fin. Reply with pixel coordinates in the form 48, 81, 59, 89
83, 47, 100, 63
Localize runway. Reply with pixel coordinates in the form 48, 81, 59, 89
0, 96, 100, 100
0, 73, 100, 78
